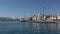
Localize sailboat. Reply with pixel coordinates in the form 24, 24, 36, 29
30, 8, 57, 23
20, 11, 27, 22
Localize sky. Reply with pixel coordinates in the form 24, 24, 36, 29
0, 0, 60, 18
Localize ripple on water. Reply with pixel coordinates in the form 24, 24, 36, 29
0, 22, 59, 34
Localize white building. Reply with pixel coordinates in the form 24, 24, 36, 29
46, 14, 60, 20
32, 15, 37, 21
31, 14, 60, 21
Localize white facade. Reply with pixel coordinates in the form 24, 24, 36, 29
32, 16, 37, 21
47, 14, 60, 20
32, 14, 60, 21
57, 16, 60, 19
57, 14, 60, 19
48, 16, 56, 19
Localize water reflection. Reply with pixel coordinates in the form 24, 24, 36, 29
31, 23, 58, 34
0, 22, 59, 34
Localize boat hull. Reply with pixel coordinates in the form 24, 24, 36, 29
29, 21, 57, 23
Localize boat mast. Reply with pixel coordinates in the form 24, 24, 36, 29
24, 11, 25, 18
43, 7, 45, 20
40, 8, 41, 15
24, 10, 26, 21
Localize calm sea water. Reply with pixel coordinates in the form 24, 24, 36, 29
0, 21, 60, 34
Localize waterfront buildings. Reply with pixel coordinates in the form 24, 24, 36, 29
32, 14, 60, 21
20, 14, 60, 22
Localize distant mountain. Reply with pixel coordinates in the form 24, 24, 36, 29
0, 17, 14, 21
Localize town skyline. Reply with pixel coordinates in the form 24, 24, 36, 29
0, 0, 60, 18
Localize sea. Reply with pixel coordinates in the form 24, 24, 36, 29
0, 21, 60, 34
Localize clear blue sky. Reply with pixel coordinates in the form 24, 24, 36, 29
0, 0, 60, 18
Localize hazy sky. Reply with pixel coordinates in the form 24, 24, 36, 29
0, 0, 60, 18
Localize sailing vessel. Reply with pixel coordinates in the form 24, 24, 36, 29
20, 11, 27, 22
30, 8, 57, 23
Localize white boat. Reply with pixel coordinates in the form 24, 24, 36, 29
29, 19, 57, 23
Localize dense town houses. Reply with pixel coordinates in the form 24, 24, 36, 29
31, 14, 60, 21
20, 14, 60, 22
